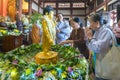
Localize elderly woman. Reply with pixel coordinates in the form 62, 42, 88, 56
85, 14, 114, 80
60, 17, 89, 59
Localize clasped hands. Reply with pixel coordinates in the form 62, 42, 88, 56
85, 27, 93, 40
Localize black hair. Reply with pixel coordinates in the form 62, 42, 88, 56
73, 17, 81, 23
73, 17, 84, 28
90, 13, 103, 25
103, 19, 108, 24
43, 5, 54, 15
80, 23, 83, 27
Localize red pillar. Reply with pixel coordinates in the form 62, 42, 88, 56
0, 0, 8, 16
0, 0, 2, 15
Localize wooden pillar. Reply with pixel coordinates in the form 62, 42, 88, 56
28, 0, 32, 15
43, 0, 45, 9
38, 0, 40, 13
94, 0, 96, 13
56, 2, 58, 16
18, 0, 22, 18
70, 1, 72, 17
85, 2, 87, 26
105, 0, 109, 11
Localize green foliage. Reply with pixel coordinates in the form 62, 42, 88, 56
29, 12, 42, 24
0, 44, 89, 79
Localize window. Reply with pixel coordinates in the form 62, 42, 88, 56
73, 3, 85, 8
58, 3, 70, 8
108, 4, 112, 11
96, 0, 103, 6
113, 1, 120, 10
44, 3, 56, 8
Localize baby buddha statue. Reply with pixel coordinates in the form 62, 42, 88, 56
35, 6, 58, 64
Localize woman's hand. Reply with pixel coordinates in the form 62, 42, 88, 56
59, 41, 66, 45
85, 28, 93, 40
59, 40, 73, 45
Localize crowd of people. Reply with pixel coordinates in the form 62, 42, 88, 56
39, 6, 120, 80
1, 5, 119, 80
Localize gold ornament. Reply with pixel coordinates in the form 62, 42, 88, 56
35, 11, 58, 64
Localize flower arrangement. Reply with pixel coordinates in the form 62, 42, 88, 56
0, 44, 89, 80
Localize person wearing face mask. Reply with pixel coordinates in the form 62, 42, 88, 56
59, 17, 89, 59
85, 14, 114, 80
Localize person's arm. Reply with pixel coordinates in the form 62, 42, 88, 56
60, 29, 85, 45
87, 29, 112, 53
59, 40, 73, 45
59, 30, 73, 45
73, 29, 85, 44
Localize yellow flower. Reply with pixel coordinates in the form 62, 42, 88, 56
14, 29, 19, 33
0, 30, 7, 34
11, 68, 18, 78
25, 68, 31, 75
2, 30, 6, 34
51, 70, 57, 75
0, 30, 3, 32
61, 72, 67, 78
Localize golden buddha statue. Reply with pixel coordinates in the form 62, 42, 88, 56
35, 6, 58, 64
